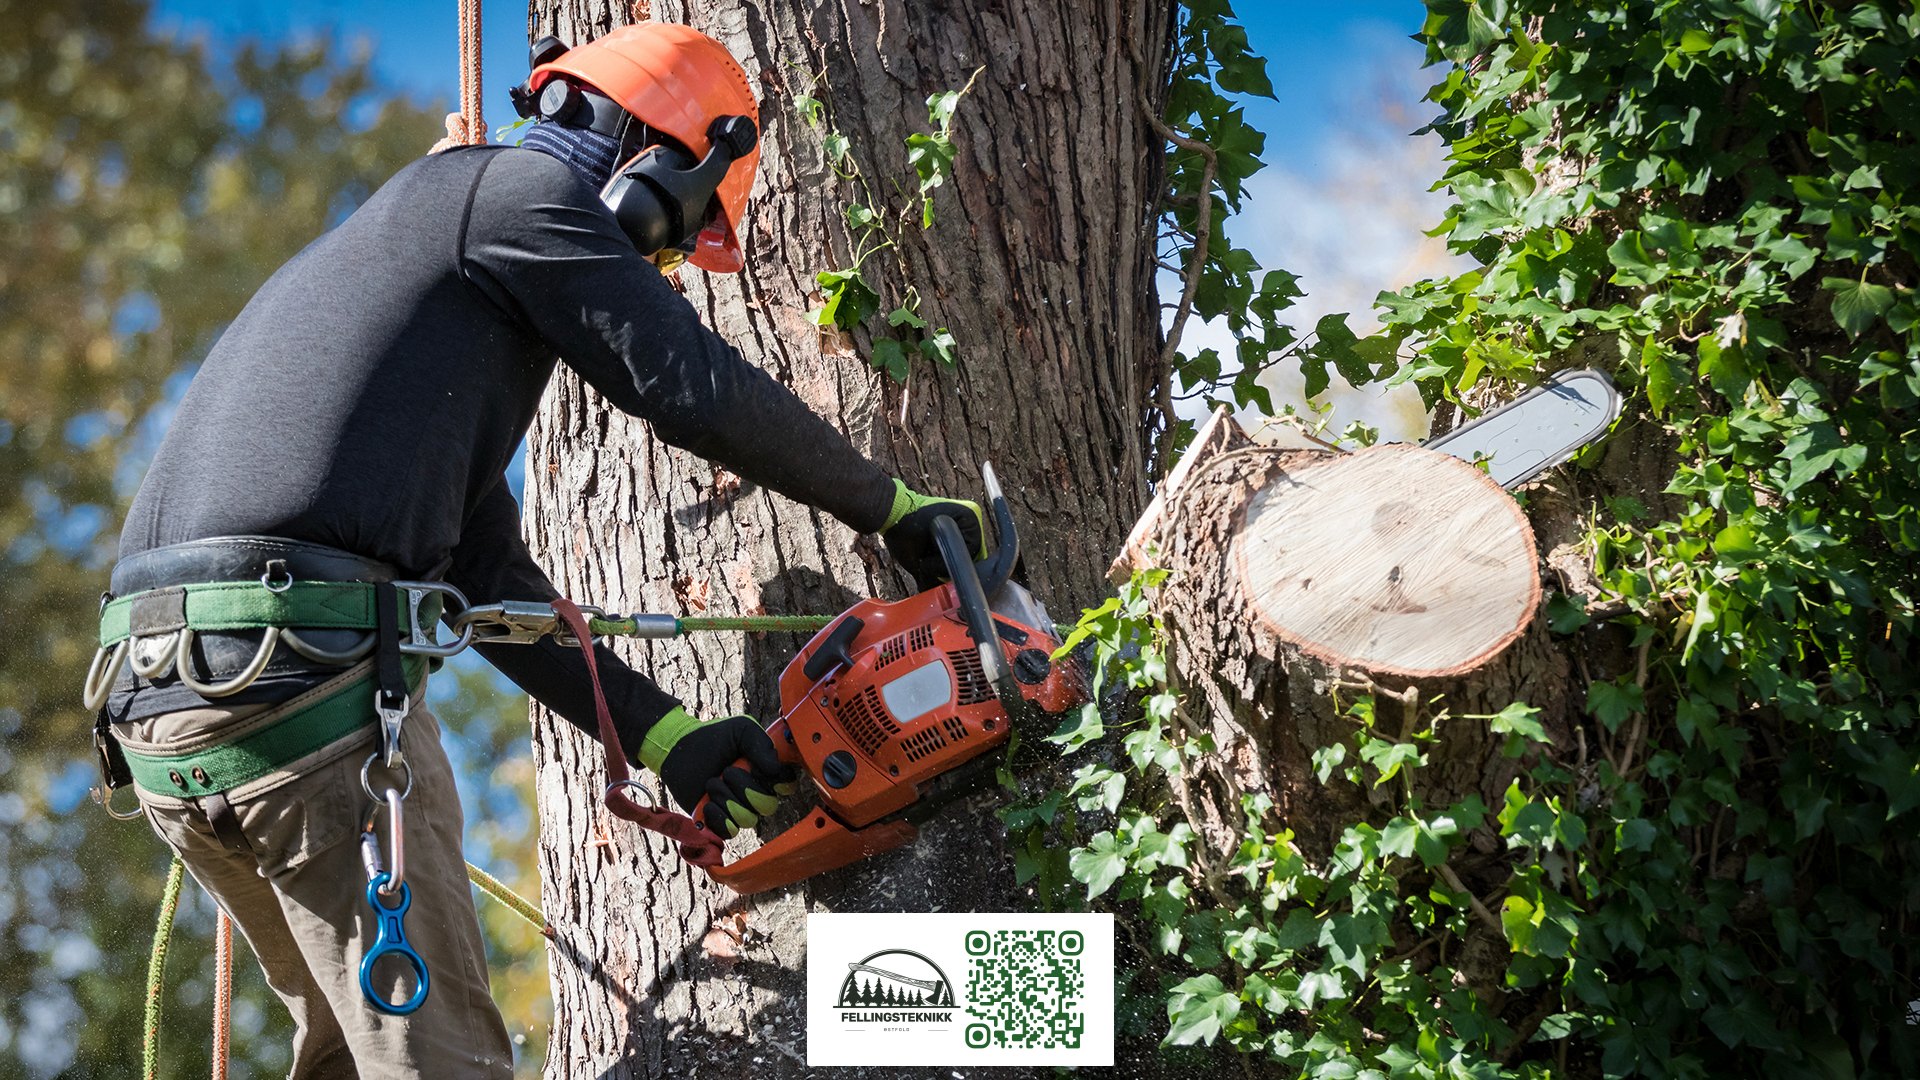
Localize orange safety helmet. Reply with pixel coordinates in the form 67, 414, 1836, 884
528, 24, 760, 273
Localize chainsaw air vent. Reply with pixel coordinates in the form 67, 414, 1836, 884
942, 716, 968, 743
909, 625, 935, 653
947, 646, 997, 706
840, 686, 899, 756
875, 634, 908, 669
900, 724, 947, 762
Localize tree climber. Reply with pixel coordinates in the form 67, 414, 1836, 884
86, 24, 980, 1077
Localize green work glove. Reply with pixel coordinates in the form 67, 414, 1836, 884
639, 708, 798, 837
879, 479, 987, 590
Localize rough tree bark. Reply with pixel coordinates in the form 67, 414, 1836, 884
520, 1, 1171, 1076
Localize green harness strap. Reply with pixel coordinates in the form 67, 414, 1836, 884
99, 580, 407, 647
117, 657, 427, 799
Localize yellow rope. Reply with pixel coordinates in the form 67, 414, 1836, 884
143, 857, 186, 1080
467, 860, 550, 936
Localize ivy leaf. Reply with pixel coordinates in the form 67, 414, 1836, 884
1312, 742, 1348, 783
905, 132, 957, 190
844, 203, 878, 231
1379, 818, 1418, 859
885, 305, 926, 329
870, 337, 911, 383
926, 89, 962, 131
793, 94, 823, 127
1295, 970, 1347, 1008
1068, 831, 1127, 899
1586, 679, 1644, 733
1824, 277, 1894, 338
1607, 231, 1667, 286
1546, 592, 1591, 634
1713, 522, 1761, 561
822, 131, 851, 168
1616, 818, 1657, 852
1642, 337, 1682, 416
1484, 702, 1547, 742
1481, 701, 1548, 756
1046, 702, 1105, 751
919, 328, 958, 366
810, 268, 879, 330
1358, 739, 1424, 786
1164, 974, 1240, 1046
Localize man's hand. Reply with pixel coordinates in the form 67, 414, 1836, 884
639, 709, 797, 837
879, 479, 986, 590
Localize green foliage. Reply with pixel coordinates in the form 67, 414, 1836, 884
1150, 2, 1310, 463
794, 68, 979, 382
1089, 0, 1920, 1074
1015, 574, 1554, 1073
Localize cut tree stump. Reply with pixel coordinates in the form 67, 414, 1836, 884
1115, 408, 1540, 680
1114, 408, 1552, 864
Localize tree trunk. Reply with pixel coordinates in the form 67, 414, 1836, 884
520, 1, 1171, 1075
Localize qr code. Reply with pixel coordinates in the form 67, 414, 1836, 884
962, 929, 1087, 1049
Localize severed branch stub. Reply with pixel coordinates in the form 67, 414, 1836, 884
1115, 407, 1541, 681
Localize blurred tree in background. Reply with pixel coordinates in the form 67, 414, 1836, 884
0, 1, 546, 1074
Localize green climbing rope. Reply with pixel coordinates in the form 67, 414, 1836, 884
587, 613, 834, 637
143, 857, 186, 1080
465, 861, 548, 935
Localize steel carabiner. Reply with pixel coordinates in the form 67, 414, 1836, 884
359, 872, 429, 1015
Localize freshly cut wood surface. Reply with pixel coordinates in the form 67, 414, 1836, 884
1234, 443, 1540, 678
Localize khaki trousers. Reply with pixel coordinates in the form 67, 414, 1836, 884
119, 667, 514, 1079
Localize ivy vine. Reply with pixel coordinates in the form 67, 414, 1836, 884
794, 67, 979, 382
1013, 0, 1920, 1076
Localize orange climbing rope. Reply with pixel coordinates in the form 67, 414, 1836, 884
458, 0, 486, 144
432, 0, 488, 151
211, 914, 232, 1080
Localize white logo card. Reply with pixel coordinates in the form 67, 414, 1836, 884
805, 912, 1115, 1067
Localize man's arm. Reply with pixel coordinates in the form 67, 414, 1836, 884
445, 476, 679, 756
460, 148, 896, 534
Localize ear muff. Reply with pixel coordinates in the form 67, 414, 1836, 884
601, 115, 758, 258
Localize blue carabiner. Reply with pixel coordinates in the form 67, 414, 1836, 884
359, 872, 430, 1015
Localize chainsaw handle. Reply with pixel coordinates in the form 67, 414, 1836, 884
934, 514, 1019, 710
688, 718, 803, 838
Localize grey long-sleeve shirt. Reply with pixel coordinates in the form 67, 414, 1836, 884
116, 145, 895, 751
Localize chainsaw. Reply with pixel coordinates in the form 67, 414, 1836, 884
681, 463, 1084, 895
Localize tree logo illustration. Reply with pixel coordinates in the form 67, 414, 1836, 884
835, 949, 955, 1011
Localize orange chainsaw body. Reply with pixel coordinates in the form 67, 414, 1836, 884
705, 577, 1081, 895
